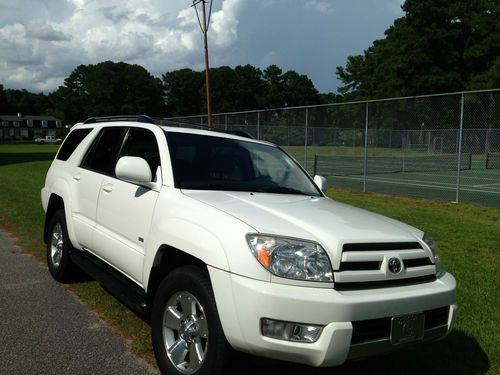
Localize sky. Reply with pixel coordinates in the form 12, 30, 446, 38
0, 0, 405, 94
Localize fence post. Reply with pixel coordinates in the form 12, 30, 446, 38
455, 93, 465, 203
257, 111, 260, 140
304, 107, 309, 169
363, 102, 369, 192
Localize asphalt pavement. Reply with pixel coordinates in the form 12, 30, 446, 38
0, 230, 159, 375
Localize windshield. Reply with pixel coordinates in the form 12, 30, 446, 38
165, 131, 321, 196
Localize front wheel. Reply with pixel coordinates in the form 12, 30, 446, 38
151, 266, 230, 375
46, 210, 76, 282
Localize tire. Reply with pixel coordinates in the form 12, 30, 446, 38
151, 266, 230, 375
46, 209, 76, 283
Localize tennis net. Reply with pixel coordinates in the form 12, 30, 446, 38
486, 152, 500, 169
313, 153, 472, 176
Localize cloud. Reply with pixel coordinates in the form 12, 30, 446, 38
0, 0, 244, 92
305, 0, 335, 14
210, 0, 244, 47
25, 21, 70, 42
0, 0, 406, 94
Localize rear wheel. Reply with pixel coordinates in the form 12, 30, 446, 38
151, 266, 230, 375
46, 210, 76, 282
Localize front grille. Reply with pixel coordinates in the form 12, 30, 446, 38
335, 241, 435, 289
339, 261, 380, 271
334, 275, 436, 290
351, 306, 450, 345
404, 258, 433, 268
424, 306, 449, 329
342, 242, 422, 252
351, 317, 391, 344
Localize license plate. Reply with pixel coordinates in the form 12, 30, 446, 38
390, 312, 425, 345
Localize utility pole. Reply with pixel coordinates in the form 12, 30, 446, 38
193, 0, 213, 129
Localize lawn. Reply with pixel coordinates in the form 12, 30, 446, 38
0, 144, 498, 374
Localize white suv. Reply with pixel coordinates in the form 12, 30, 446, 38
41, 116, 457, 374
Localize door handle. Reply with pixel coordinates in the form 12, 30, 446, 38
102, 184, 113, 193
73, 173, 81, 181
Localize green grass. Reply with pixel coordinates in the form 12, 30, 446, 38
283, 146, 450, 162
0, 144, 498, 374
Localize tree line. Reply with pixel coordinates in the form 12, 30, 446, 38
1, 0, 498, 124
0, 62, 326, 124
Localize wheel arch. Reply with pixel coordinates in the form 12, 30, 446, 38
43, 182, 77, 248
44, 194, 65, 244
146, 245, 207, 309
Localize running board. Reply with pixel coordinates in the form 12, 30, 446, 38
69, 249, 148, 320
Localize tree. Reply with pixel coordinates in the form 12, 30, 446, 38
336, 0, 500, 98
202, 65, 266, 113
163, 64, 322, 115
163, 69, 204, 116
1, 88, 50, 116
54, 61, 166, 123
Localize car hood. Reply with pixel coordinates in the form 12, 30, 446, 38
181, 190, 423, 267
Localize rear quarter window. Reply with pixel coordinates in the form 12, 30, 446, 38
56, 129, 93, 161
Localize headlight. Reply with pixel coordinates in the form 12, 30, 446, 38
423, 233, 440, 271
247, 234, 333, 282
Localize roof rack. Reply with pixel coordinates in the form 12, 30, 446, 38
159, 118, 255, 139
83, 115, 155, 124
81, 115, 255, 139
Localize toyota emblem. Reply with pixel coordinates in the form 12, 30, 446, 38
388, 257, 402, 274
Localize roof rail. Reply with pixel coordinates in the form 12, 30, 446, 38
158, 118, 255, 139
81, 115, 255, 139
83, 115, 155, 124
222, 129, 254, 139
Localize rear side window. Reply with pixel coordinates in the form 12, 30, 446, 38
56, 129, 93, 161
81, 127, 126, 175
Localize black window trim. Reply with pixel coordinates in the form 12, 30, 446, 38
80, 126, 162, 184
79, 126, 128, 177
56, 127, 94, 161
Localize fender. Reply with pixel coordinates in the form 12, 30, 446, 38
143, 217, 230, 290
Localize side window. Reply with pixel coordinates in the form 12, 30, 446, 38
81, 127, 126, 175
118, 128, 161, 180
56, 128, 93, 161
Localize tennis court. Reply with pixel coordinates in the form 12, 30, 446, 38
316, 155, 500, 207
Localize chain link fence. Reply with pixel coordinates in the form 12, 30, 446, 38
167, 89, 500, 207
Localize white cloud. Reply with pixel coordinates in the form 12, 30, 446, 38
210, 0, 244, 47
0, 0, 244, 92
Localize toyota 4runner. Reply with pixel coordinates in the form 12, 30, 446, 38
41, 116, 457, 374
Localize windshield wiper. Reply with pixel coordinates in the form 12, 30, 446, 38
261, 186, 311, 195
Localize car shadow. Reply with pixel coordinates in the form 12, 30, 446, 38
0, 152, 56, 166
225, 329, 489, 375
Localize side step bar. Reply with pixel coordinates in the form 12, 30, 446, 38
69, 249, 148, 320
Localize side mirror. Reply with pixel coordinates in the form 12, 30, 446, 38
115, 156, 152, 185
314, 175, 329, 192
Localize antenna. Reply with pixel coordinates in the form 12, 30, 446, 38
192, 0, 214, 129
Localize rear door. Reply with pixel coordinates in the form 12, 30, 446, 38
93, 127, 161, 284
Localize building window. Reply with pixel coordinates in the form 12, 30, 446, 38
56, 121, 62, 128
42, 120, 48, 128
13, 121, 20, 128
27, 120, 33, 127
2, 121, 8, 127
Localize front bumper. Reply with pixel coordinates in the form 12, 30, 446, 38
208, 267, 457, 367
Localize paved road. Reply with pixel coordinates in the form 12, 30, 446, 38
0, 230, 159, 375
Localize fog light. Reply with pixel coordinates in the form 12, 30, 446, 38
261, 318, 322, 343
